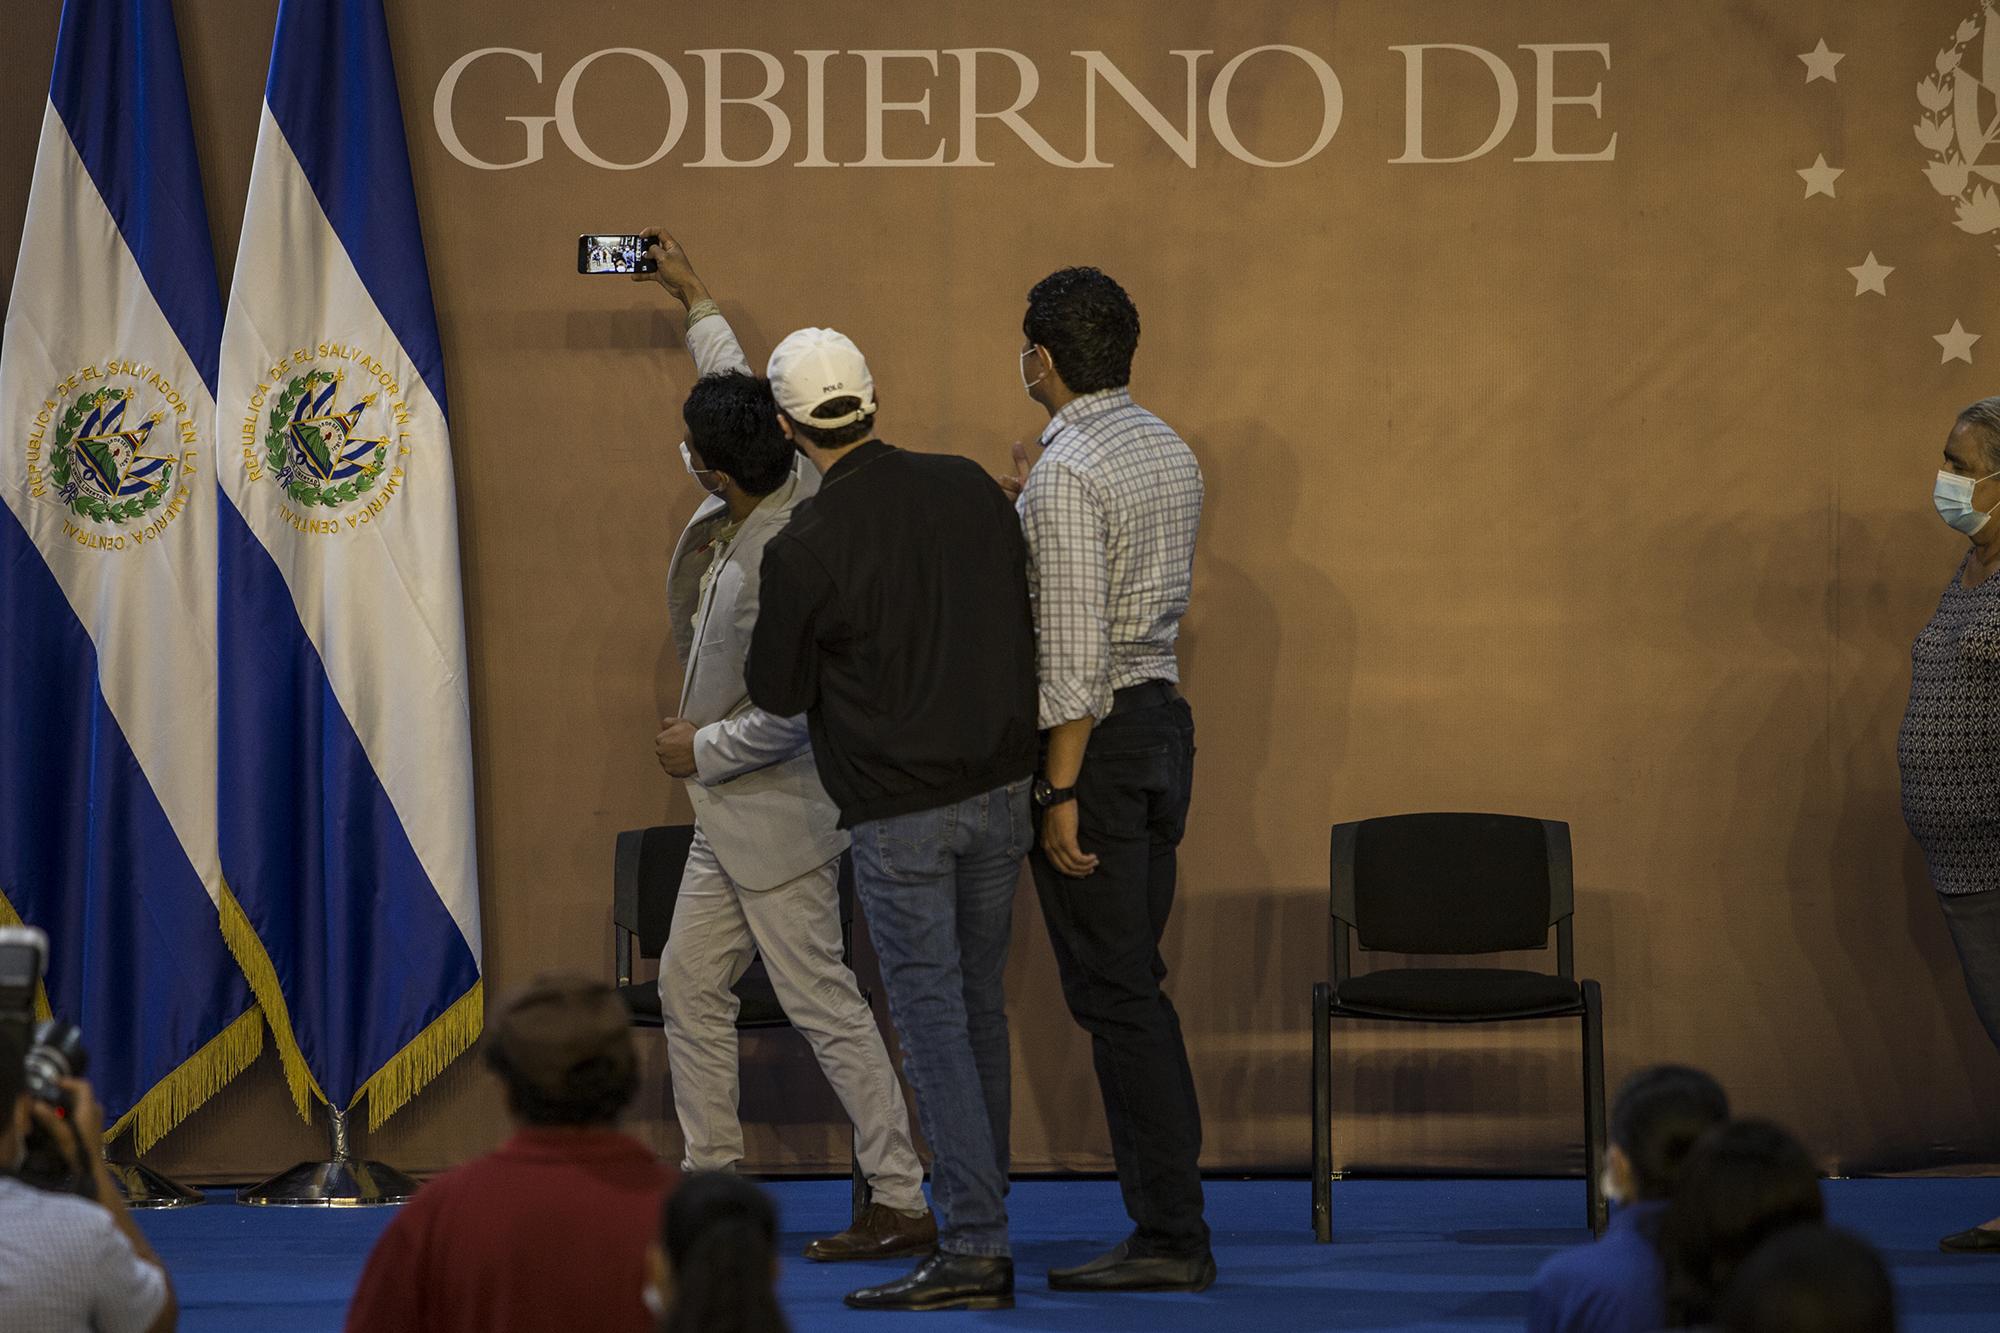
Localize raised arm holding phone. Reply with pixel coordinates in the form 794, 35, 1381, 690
629, 230, 937, 1268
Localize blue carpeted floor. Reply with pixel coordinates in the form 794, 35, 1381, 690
143, 1177, 2000, 1331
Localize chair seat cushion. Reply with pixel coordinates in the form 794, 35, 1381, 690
618, 982, 664, 1028
1334, 968, 1583, 1020
617, 973, 791, 1030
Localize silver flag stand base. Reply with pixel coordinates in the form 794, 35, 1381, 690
237, 1104, 420, 1207
105, 1155, 206, 1209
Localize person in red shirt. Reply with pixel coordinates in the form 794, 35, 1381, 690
345, 974, 679, 1333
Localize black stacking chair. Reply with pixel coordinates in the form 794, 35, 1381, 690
612, 824, 868, 1221
1309, 813, 1606, 1242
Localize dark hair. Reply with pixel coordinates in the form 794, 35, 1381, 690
0, 1020, 26, 1116
1661, 1120, 1825, 1327
1720, 1224, 1896, 1333
682, 372, 794, 496
787, 396, 875, 450
1611, 1064, 1730, 1200
482, 1041, 636, 1128
661, 1172, 788, 1333
1022, 266, 1140, 394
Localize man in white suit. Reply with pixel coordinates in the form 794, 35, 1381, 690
638, 230, 935, 1262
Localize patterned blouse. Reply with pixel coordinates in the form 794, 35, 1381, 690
1899, 553, 2000, 895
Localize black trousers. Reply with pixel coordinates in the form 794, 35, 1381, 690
1030, 691, 1208, 1257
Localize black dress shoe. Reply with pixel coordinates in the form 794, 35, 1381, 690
845, 1252, 1015, 1311
1939, 1225, 2000, 1253
1047, 1239, 1217, 1292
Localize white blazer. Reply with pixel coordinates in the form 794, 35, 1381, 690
663, 316, 847, 890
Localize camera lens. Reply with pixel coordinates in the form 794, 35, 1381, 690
26, 1019, 87, 1101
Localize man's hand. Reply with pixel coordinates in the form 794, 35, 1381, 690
632, 227, 710, 309
26, 1100, 85, 1178
1040, 800, 1099, 878
997, 440, 1032, 501
655, 717, 699, 778
26, 1077, 105, 1185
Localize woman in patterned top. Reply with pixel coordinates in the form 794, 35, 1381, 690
1898, 396, 2000, 1256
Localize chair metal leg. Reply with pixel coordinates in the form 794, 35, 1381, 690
1582, 979, 1608, 1237
850, 1129, 869, 1224
1311, 981, 1333, 1243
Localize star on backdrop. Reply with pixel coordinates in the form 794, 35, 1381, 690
1935, 320, 1981, 364
1799, 40, 1845, 83
1797, 154, 1844, 199
1847, 253, 1893, 296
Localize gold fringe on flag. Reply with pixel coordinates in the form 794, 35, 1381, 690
4, 885, 265, 1150
0, 885, 55, 1023
104, 1006, 264, 1154
357, 979, 483, 1131
215, 876, 324, 1121
216, 874, 482, 1128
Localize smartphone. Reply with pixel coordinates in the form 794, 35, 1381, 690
577, 234, 657, 275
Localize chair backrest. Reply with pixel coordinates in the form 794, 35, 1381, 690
1330, 813, 1572, 957
613, 826, 696, 960
613, 825, 856, 962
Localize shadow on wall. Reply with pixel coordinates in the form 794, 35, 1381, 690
1653, 502, 2000, 1170
1175, 419, 1355, 876
1012, 419, 1365, 1169
1808, 510, 2000, 1171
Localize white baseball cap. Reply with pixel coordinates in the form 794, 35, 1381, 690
768, 327, 877, 431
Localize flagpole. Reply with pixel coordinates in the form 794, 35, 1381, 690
236, 1097, 421, 1207
103, 1137, 206, 1209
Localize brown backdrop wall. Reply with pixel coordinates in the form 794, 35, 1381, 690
3, 0, 1998, 1182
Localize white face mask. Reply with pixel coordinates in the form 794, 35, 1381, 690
681, 441, 727, 497
642, 1282, 666, 1321
1599, 1163, 1624, 1207
1935, 469, 2000, 535
1020, 345, 1047, 394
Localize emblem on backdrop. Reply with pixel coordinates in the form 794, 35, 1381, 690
1796, 7, 1992, 365
1916, 5, 2000, 248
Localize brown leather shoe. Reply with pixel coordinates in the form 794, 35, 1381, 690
803, 1203, 938, 1262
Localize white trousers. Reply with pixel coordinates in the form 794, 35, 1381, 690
658, 828, 927, 1214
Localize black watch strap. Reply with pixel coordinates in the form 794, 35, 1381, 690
1034, 779, 1077, 808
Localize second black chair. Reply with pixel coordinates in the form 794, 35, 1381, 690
1309, 812, 1607, 1242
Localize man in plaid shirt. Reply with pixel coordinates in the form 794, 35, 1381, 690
1012, 268, 1211, 1293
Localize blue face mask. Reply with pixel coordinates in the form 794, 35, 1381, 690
1935, 469, 2000, 536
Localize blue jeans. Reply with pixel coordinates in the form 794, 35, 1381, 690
848, 778, 1031, 1257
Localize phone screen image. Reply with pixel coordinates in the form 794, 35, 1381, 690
578, 234, 653, 275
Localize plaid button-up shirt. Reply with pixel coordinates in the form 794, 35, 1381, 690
1018, 387, 1204, 729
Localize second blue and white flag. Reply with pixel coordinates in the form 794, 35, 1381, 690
217, 0, 483, 1126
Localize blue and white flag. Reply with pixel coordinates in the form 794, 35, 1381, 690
217, 0, 482, 1127
0, 0, 262, 1150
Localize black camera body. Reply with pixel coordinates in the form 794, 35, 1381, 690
0, 923, 42, 1019
26, 1019, 87, 1111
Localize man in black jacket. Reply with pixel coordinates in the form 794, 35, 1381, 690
747, 326, 1036, 1313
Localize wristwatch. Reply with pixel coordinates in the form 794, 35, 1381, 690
1033, 778, 1077, 809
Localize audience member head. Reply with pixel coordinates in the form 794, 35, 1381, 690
1661, 1119, 1825, 1327
1719, 1224, 1896, 1333
1605, 1064, 1730, 1206
482, 973, 638, 1128
1953, 396, 2000, 472
646, 1171, 788, 1333
1020, 266, 1140, 411
767, 328, 877, 457
680, 372, 794, 499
